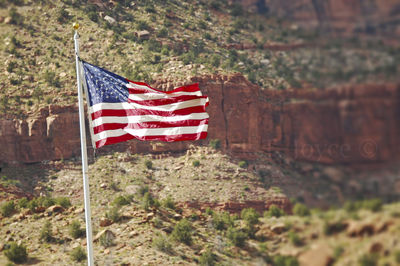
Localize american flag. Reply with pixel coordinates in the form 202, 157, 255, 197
81, 61, 209, 148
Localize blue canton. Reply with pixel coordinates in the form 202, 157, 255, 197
82, 61, 129, 107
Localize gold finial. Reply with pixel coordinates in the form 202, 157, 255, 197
73, 22, 80, 30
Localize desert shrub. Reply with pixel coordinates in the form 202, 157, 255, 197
192, 160, 200, 167
44, 70, 61, 87
323, 220, 347, 236
205, 207, 213, 216
333, 245, 344, 261
209, 139, 221, 149
9, 8, 24, 25
265, 205, 285, 218
6, 61, 17, 73
152, 234, 172, 253
17, 197, 29, 209
87, 11, 98, 22
212, 211, 234, 231
273, 255, 299, 266
358, 253, 378, 266
141, 192, 156, 210
110, 181, 120, 191
238, 161, 248, 168
162, 196, 175, 210
288, 232, 303, 246
395, 250, 400, 263
344, 199, 383, 213
40, 220, 54, 243
137, 185, 149, 197
136, 20, 150, 30
99, 232, 114, 248
55, 197, 71, 208
227, 227, 247, 247
293, 203, 310, 217
241, 208, 259, 226
69, 220, 85, 239
105, 206, 121, 223
144, 159, 153, 169
57, 8, 70, 23
112, 195, 131, 207
1, 200, 16, 217
70, 246, 86, 262
157, 27, 168, 37
172, 219, 192, 245
199, 248, 216, 266
4, 242, 28, 264
210, 55, 220, 67
362, 199, 383, 212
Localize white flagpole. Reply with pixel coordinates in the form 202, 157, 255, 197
73, 23, 94, 266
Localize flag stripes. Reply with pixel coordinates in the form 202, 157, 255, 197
81, 60, 209, 148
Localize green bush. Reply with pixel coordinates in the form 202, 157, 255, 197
395, 250, 400, 263
55, 197, 71, 209
99, 231, 114, 248
70, 246, 86, 262
1, 200, 16, 217
265, 205, 285, 218
162, 196, 175, 210
40, 220, 54, 243
227, 227, 247, 247
152, 234, 173, 253
358, 253, 378, 266
209, 139, 221, 149
4, 242, 27, 263
69, 220, 85, 239
57, 8, 70, 23
44, 70, 61, 88
6, 61, 17, 73
112, 195, 131, 207
192, 160, 200, 167
199, 248, 216, 266
172, 219, 193, 245
137, 185, 149, 197
273, 255, 299, 266
323, 220, 346, 236
362, 199, 383, 212
238, 161, 248, 168
9, 8, 24, 25
212, 211, 234, 231
288, 232, 303, 246
18, 197, 29, 209
241, 208, 259, 226
293, 203, 310, 217
141, 192, 156, 210
144, 159, 153, 169
105, 206, 121, 223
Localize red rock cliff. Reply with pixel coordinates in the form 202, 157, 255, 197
239, 0, 400, 37
1, 74, 399, 164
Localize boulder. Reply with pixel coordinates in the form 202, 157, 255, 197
93, 229, 115, 242
270, 223, 286, 234
99, 218, 113, 227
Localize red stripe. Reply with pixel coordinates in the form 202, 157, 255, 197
96, 131, 208, 148
91, 106, 206, 120
127, 95, 207, 106
93, 119, 209, 135
127, 82, 200, 94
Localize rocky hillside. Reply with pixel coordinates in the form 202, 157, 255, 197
1, 146, 400, 265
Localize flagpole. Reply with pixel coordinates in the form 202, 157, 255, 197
73, 23, 94, 266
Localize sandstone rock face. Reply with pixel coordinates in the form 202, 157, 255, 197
1, 74, 399, 165
240, 0, 400, 37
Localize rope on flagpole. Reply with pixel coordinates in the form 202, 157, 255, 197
73, 22, 95, 266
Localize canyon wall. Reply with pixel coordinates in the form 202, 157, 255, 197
1, 74, 399, 164
240, 0, 400, 37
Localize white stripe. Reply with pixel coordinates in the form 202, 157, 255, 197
129, 91, 202, 101
92, 113, 209, 127
90, 102, 133, 113
93, 124, 208, 142
129, 98, 208, 111
89, 98, 207, 113
125, 82, 152, 91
